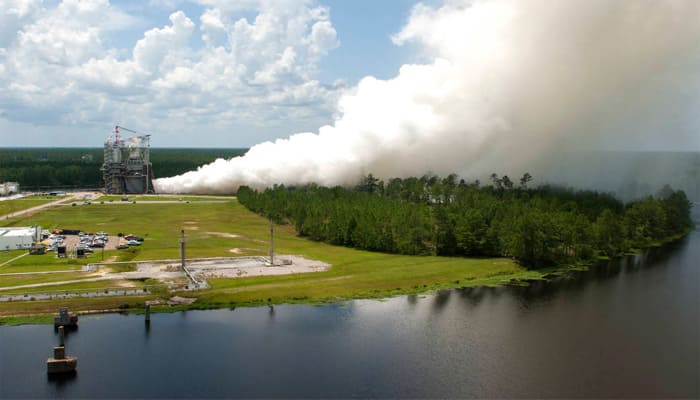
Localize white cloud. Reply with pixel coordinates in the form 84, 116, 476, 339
133, 10, 195, 74
148, 0, 186, 9
307, 20, 338, 57
0, 0, 42, 48
0, 0, 341, 140
200, 7, 226, 46
68, 55, 144, 91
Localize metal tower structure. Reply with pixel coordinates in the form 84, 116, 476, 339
101, 126, 155, 194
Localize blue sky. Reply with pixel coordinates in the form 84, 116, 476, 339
0, 0, 425, 147
316, 0, 420, 83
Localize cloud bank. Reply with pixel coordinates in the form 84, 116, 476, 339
154, 0, 700, 194
0, 0, 340, 142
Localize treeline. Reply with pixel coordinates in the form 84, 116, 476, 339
0, 148, 247, 189
237, 174, 693, 268
0, 148, 102, 188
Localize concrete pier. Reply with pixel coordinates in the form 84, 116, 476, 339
145, 304, 151, 324
47, 348, 78, 374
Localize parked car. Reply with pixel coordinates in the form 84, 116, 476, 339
76, 245, 93, 253
127, 239, 141, 246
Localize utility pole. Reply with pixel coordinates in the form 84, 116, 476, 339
180, 229, 186, 272
269, 218, 274, 266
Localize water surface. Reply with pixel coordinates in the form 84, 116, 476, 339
1, 230, 698, 398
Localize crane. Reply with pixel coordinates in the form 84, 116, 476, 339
113, 125, 151, 145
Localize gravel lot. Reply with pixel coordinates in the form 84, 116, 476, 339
187, 256, 329, 279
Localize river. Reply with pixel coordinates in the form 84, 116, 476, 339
1, 227, 698, 397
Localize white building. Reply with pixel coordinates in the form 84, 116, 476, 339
0, 182, 20, 197
0, 226, 40, 251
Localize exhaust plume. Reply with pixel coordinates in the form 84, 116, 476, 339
154, 0, 700, 195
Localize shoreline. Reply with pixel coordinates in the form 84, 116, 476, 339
1, 228, 692, 326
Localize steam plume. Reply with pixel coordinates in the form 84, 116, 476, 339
154, 0, 700, 195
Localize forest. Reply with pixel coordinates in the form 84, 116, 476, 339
0, 148, 247, 189
237, 174, 694, 268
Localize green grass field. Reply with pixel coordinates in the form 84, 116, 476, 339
0, 195, 57, 216
0, 271, 98, 289
95, 195, 235, 202
2, 200, 275, 260
0, 279, 147, 294
0, 250, 25, 265
0, 195, 540, 321
0, 252, 87, 272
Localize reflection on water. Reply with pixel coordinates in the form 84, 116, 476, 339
1, 232, 698, 398
47, 370, 78, 400
431, 289, 451, 311
47, 370, 77, 385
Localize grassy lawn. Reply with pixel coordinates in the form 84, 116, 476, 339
0, 252, 88, 273
197, 254, 534, 307
0, 263, 84, 273
0, 250, 25, 265
0, 195, 58, 215
0, 197, 537, 319
0, 278, 147, 294
0, 271, 98, 289
95, 195, 235, 202
1, 199, 269, 260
